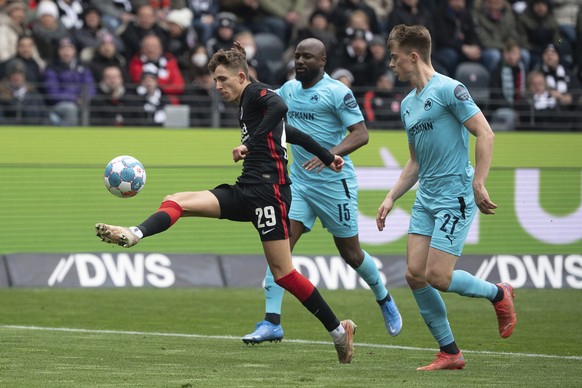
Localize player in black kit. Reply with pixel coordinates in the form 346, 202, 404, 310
95, 48, 357, 363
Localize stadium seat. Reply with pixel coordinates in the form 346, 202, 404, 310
455, 62, 490, 106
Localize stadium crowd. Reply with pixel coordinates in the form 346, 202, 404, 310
0, 0, 581, 130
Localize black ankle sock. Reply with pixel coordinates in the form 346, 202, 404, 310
440, 341, 460, 355
377, 293, 392, 305
264, 313, 281, 326
492, 285, 504, 303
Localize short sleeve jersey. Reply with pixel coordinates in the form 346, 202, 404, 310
400, 73, 480, 195
277, 73, 364, 183
238, 81, 290, 185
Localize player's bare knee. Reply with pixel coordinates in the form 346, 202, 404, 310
405, 269, 425, 288
425, 270, 449, 291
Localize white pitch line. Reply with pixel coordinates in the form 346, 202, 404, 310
2, 325, 581, 361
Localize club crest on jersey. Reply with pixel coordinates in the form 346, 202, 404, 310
454, 84, 471, 101
260, 89, 267, 97
310, 94, 320, 103
343, 93, 358, 109
424, 98, 433, 111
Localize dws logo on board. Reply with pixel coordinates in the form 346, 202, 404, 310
48, 253, 175, 287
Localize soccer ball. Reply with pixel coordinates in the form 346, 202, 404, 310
103, 155, 146, 198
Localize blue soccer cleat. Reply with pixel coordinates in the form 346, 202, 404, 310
242, 320, 284, 345
380, 297, 402, 336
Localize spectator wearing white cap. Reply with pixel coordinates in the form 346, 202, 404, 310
165, 7, 196, 74
31, 0, 69, 62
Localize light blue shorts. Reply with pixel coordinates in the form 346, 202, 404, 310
290, 177, 359, 238
408, 189, 476, 256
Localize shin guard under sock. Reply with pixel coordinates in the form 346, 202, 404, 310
276, 269, 339, 332
137, 200, 183, 237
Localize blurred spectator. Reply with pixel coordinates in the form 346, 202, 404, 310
186, 0, 219, 43
90, 65, 136, 126
55, 0, 85, 31
522, 69, 561, 129
220, 0, 304, 45
88, 0, 135, 32
85, 31, 129, 85
165, 7, 196, 74
149, 0, 171, 21
328, 28, 376, 90
119, 4, 169, 60
0, 34, 45, 86
518, 0, 562, 70
368, 34, 390, 85
74, 6, 125, 58
361, 69, 402, 128
295, 10, 337, 53
31, 0, 69, 62
0, 1, 28, 62
489, 39, 528, 126
473, 0, 530, 72
432, 0, 482, 77
330, 0, 382, 37
367, 0, 394, 33
552, 0, 579, 58
0, 58, 47, 125
330, 67, 354, 87
206, 11, 236, 54
185, 43, 209, 82
128, 33, 185, 104
386, 0, 434, 38
534, 43, 579, 112
130, 70, 169, 126
233, 30, 273, 84
188, 67, 214, 127
43, 36, 96, 126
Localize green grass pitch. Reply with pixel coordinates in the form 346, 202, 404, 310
1, 288, 581, 387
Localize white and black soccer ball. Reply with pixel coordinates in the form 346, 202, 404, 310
103, 155, 146, 198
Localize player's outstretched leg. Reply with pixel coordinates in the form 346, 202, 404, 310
417, 351, 465, 371
242, 320, 284, 345
492, 282, 516, 338
95, 223, 141, 248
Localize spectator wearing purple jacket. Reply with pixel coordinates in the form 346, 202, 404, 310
43, 36, 96, 126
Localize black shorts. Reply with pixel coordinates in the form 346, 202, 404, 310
210, 183, 291, 241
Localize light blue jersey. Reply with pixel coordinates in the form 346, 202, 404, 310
277, 73, 364, 183
401, 73, 480, 196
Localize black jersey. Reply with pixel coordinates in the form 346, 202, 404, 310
238, 82, 290, 185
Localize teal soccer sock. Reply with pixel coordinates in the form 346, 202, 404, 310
447, 270, 498, 300
264, 266, 285, 315
412, 285, 454, 347
355, 251, 389, 301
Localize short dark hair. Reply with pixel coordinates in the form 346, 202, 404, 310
208, 49, 248, 76
387, 24, 432, 63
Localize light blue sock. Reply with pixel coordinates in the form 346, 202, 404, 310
355, 251, 389, 301
265, 266, 285, 315
447, 270, 498, 300
412, 285, 454, 347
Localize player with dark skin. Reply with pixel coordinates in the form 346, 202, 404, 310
237, 38, 402, 344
